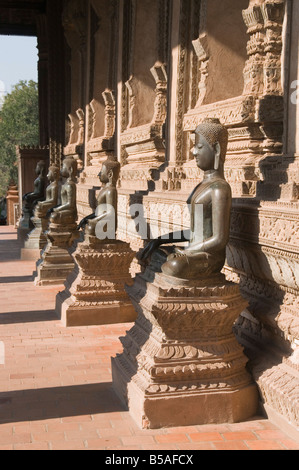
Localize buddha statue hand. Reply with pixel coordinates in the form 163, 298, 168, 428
22, 192, 30, 202
46, 206, 59, 218
77, 213, 96, 231
138, 239, 161, 263
162, 250, 210, 279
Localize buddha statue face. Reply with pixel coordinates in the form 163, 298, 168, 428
36, 161, 46, 176
61, 157, 77, 179
193, 133, 219, 172
98, 159, 120, 186
47, 166, 60, 182
193, 118, 228, 172
98, 164, 111, 185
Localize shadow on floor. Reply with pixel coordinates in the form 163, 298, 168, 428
0, 382, 125, 424
0, 248, 22, 262
0, 310, 58, 324
0, 275, 35, 283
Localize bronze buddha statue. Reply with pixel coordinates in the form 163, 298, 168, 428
78, 157, 120, 239
140, 118, 232, 280
50, 157, 77, 226
35, 165, 60, 218
23, 160, 47, 211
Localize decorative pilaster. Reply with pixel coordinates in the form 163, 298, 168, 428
242, 3, 265, 96
259, 0, 285, 158
83, 90, 116, 184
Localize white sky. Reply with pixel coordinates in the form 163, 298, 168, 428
0, 35, 38, 95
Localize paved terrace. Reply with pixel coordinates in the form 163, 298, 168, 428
0, 226, 298, 451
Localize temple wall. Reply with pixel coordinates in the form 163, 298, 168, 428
57, 0, 298, 433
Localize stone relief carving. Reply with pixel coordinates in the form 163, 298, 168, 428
102, 89, 116, 139
192, 33, 209, 107
125, 76, 138, 130
242, 0, 284, 97
150, 62, 168, 126
64, 108, 85, 170
87, 90, 115, 145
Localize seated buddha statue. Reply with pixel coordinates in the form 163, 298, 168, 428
78, 157, 120, 239
139, 118, 232, 280
23, 160, 47, 211
50, 156, 77, 226
35, 165, 60, 218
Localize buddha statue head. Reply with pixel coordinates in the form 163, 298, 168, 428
61, 156, 78, 181
36, 160, 47, 177
47, 165, 60, 182
99, 157, 120, 187
193, 118, 228, 172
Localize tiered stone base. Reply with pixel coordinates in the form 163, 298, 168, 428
55, 235, 137, 327
35, 223, 79, 286
112, 266, 258, 429
21, 216, 48, 261
18, 208, 34, 231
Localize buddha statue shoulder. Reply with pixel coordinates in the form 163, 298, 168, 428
140, 118, 232, 280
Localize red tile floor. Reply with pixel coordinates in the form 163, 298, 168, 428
0, 226, 298, 451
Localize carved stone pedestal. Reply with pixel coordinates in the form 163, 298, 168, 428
55, 235, 137, 327
35, 223, 79, 286
21, 215, 48, 261
19, 207, 34, 231
112, 267, 258, 429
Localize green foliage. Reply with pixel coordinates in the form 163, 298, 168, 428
0, 80, 39, 197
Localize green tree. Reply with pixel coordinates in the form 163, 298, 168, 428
0, 80, 39, 196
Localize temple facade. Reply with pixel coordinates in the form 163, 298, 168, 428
1, 0, 298, 436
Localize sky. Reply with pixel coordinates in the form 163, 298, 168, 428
0, 35, 38, 98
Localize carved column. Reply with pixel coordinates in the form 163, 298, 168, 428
242, 2, 265, 97
259, 0, 285, 158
